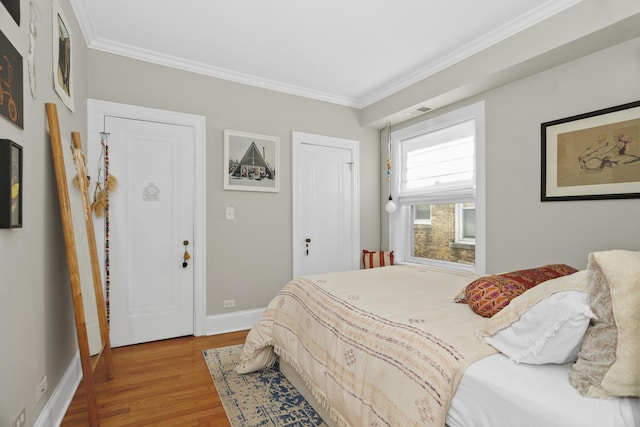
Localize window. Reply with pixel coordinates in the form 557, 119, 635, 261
414, 203, 431, 224
389, 102, 485, 271
455, 202, 476, 245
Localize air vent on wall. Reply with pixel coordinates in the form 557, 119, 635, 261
416, 106, 431, 113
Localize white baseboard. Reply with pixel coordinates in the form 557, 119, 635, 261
36, 309, 262, 426
205, 308, 264, 335
34, 352, 82, 427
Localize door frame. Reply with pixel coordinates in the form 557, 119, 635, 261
87, 99, 207, 336
292, 131, 360, 278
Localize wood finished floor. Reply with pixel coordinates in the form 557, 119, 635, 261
61, 330, 249, 426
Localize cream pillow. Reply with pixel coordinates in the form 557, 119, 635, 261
479, 271, 593, 364
568, 250, 640, 398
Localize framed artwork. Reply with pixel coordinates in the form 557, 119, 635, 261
1, 0, 20, 25
0, 139, 22, 228
52, 0, 74, 111
224, 129, 279, 192
541, 100, 640, 201
0, 28, 23, 128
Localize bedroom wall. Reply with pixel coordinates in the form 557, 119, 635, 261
0, 0, 90, 425
383, 36, 640, 273
85, 51, 381, 316
483, 36, 640, 272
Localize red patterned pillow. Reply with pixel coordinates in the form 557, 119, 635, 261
362, 250, 394, 269
466, 264, 578, 317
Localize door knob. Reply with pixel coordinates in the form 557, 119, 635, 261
182, 240, 190, 268
305, 238, 311, 256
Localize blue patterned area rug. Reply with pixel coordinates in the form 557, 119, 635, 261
203, 345, 328, 427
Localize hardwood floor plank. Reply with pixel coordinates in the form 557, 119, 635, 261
61, 331, 249, 426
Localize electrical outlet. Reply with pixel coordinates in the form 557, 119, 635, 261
36, 376, 48, 402
13, 408, 26, 427
223, 299, 235, 308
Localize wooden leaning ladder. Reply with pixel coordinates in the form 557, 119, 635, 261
46, 103, 114, 426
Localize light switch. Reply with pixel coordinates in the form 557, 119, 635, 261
225, 206, 235, 220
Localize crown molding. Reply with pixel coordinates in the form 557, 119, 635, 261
358, 0, 584, 107
70, 0, 582, 109
90, 36, 360, 107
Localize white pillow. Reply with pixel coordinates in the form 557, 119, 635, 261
478, 271, 594, 364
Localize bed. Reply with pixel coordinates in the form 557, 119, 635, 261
236, 251, 640, 427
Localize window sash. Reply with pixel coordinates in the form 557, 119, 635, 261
399, 119, 475, 199
455, 203, 476, 245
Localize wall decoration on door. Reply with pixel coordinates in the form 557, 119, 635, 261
52, 0, 74, 111
224, 129, 280, 192
143, 183, 160, 201
0, 29, 23, 128
542, 100, 640, 201
1, 0, 20, 25
0, 139, 22, 228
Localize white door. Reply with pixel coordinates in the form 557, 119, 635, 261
293, 132, 360, 277
105, 116, 195, 347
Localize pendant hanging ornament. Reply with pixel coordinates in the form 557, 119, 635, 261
91, 133, 117, 216
385, 123, 396, 214
385, 196, 397, 214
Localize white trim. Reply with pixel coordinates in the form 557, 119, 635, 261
69, 0, 581, 108
87, 99, 207, 336
43, 306, 263, 426
206, 309, 265, 336
292, 132, 360, 278
34, 353, 82, 427
454, 203, 476, 245
357, 0, 584, 107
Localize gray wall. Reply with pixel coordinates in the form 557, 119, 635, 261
382, 37, 640, 272
2, 2, 639, 425
85, 51, 381, 315
483, 37, 640, 271
0, 0, 89, 425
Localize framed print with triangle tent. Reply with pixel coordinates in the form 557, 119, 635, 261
224, 129, 279, 192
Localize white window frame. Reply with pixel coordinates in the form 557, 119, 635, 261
454, 203, 476, 245
389, 101, 486, 273
413, 204, 432, 225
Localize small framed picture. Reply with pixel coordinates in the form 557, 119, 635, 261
0, 139, 22, 228
1, 0, 20, 25
0, 28, 24, 128
224, 129, 279, 192
52, 0, 74, 111
541, 100, 640, 201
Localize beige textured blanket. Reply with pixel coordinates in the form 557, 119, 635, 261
236, 265, 497, 426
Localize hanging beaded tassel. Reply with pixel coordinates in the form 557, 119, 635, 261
92, 132, 117, 326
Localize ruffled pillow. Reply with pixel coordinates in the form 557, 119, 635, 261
478, 271, 593, 364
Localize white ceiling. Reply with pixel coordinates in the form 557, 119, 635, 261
70, 0, 584, 108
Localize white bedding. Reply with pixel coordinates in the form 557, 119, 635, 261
237, 264, 640, 427
237, 265, 496, 426
447, 353, 640, 427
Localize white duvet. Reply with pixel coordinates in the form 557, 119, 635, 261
236, 265, 496, 426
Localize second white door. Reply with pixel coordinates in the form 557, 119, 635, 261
105, 116, 195, 347
293, 132, 360, 277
